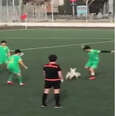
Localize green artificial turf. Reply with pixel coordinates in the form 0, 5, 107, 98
0, 28, 114, 116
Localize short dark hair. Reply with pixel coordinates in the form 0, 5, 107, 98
15, 49, 22, 54
1, 40, 7, 43
48, 54, 57, 62
83, 45, 91, 50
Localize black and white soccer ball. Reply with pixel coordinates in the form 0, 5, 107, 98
65, 68, 81, 80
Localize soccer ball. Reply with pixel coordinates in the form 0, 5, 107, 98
65, 68, 81, 80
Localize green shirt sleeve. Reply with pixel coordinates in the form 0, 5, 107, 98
94, 50, 100, 54
5, 46, 10, 54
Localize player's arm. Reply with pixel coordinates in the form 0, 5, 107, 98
19, 60, 28, 69
43, 71, 46, 76
100, 50, 113, 53
58, 71, 64, 82
7, 50, 10, 57
43, 66, 46, 77
7, 48, 11, 57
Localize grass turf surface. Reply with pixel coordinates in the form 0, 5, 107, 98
0, 28, 114, 116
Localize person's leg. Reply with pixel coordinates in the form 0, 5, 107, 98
85, 66, 91, 77
85, 61, 98, 79
85, 61, 92, 76
0, 64, 2, 72
54, 81, 61, 108
54, 89, 60, 107
41, 81, 51, 107
7, 66, 14, 84
14, 67, 24, 85
88, 68, 96, 79
0, 57, 8, 72
42, 88, 50, 106
7, 72, 14, 84
17, 73, 24, 86
88, 62, 99, 79
89, 67, 96, 76
0, 58, 4, 72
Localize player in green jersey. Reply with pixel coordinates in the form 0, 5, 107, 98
7, 49, 28, 86
83, 45, 113, 80
0, 40, 10, 71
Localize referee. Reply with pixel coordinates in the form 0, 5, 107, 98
41, 54, 64, 108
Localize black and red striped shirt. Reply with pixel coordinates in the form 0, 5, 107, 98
43, 62, 61, 81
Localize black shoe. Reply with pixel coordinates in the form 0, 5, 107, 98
40, 104, 47, 108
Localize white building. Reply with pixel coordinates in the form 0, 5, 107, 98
58, 0, 64, 6
103, 0, 114, 17
108, 0, 113, 14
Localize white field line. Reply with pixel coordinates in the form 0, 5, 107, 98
1, 37, 113, 40
0, 28, 114, 32
21, 40, 113, 52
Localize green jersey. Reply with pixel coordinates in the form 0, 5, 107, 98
8, 55, 22, 67
85, 49, 101, 69
0, 45, 10, 64
0, 45, 9, 57
88, 49, 100, 62
7, 55, 22, 74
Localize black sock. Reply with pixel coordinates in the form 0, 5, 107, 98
54, 94, 60, 106
42, 93, 48, 105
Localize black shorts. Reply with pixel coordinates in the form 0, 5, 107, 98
44, 81, 61, 89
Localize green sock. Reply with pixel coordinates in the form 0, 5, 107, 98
0, 69, 2, 72
0, 66, 2, 72
18, 76, 23, 84
8, 74, 14, 81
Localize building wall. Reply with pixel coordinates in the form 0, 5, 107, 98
108, 0, 113, 14
59, 0, 64, 6
46, 0, 58, 13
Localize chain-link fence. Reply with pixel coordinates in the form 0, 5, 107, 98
0, 0, 50, 22
23, 2, 47, 22
0, 0, 22, 22
0, 0, 114, 23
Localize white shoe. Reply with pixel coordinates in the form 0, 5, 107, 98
19, 83, 24, 86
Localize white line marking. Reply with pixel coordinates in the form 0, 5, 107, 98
21, 40, 113, 52
0, 28, 114, 32
1, 37, 113, 40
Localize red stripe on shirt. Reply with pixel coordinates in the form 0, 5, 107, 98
45, 78, 61, 81
44, 64, 58, 68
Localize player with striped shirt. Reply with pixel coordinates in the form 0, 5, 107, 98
41, 54, 64, 108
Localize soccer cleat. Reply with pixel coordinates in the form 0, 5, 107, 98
7, 81, 14, 85
40, 104, 48, 108
19, 83, 25, 86
89, 76, 96, 80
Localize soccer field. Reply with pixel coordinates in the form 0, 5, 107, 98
0, 28, 114, 116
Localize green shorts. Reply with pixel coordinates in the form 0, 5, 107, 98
7, 65, 21, 74
0, 57, 8, 64
85, 61, 99, 69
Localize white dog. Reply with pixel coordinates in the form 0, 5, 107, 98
65, 68, 81, 80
